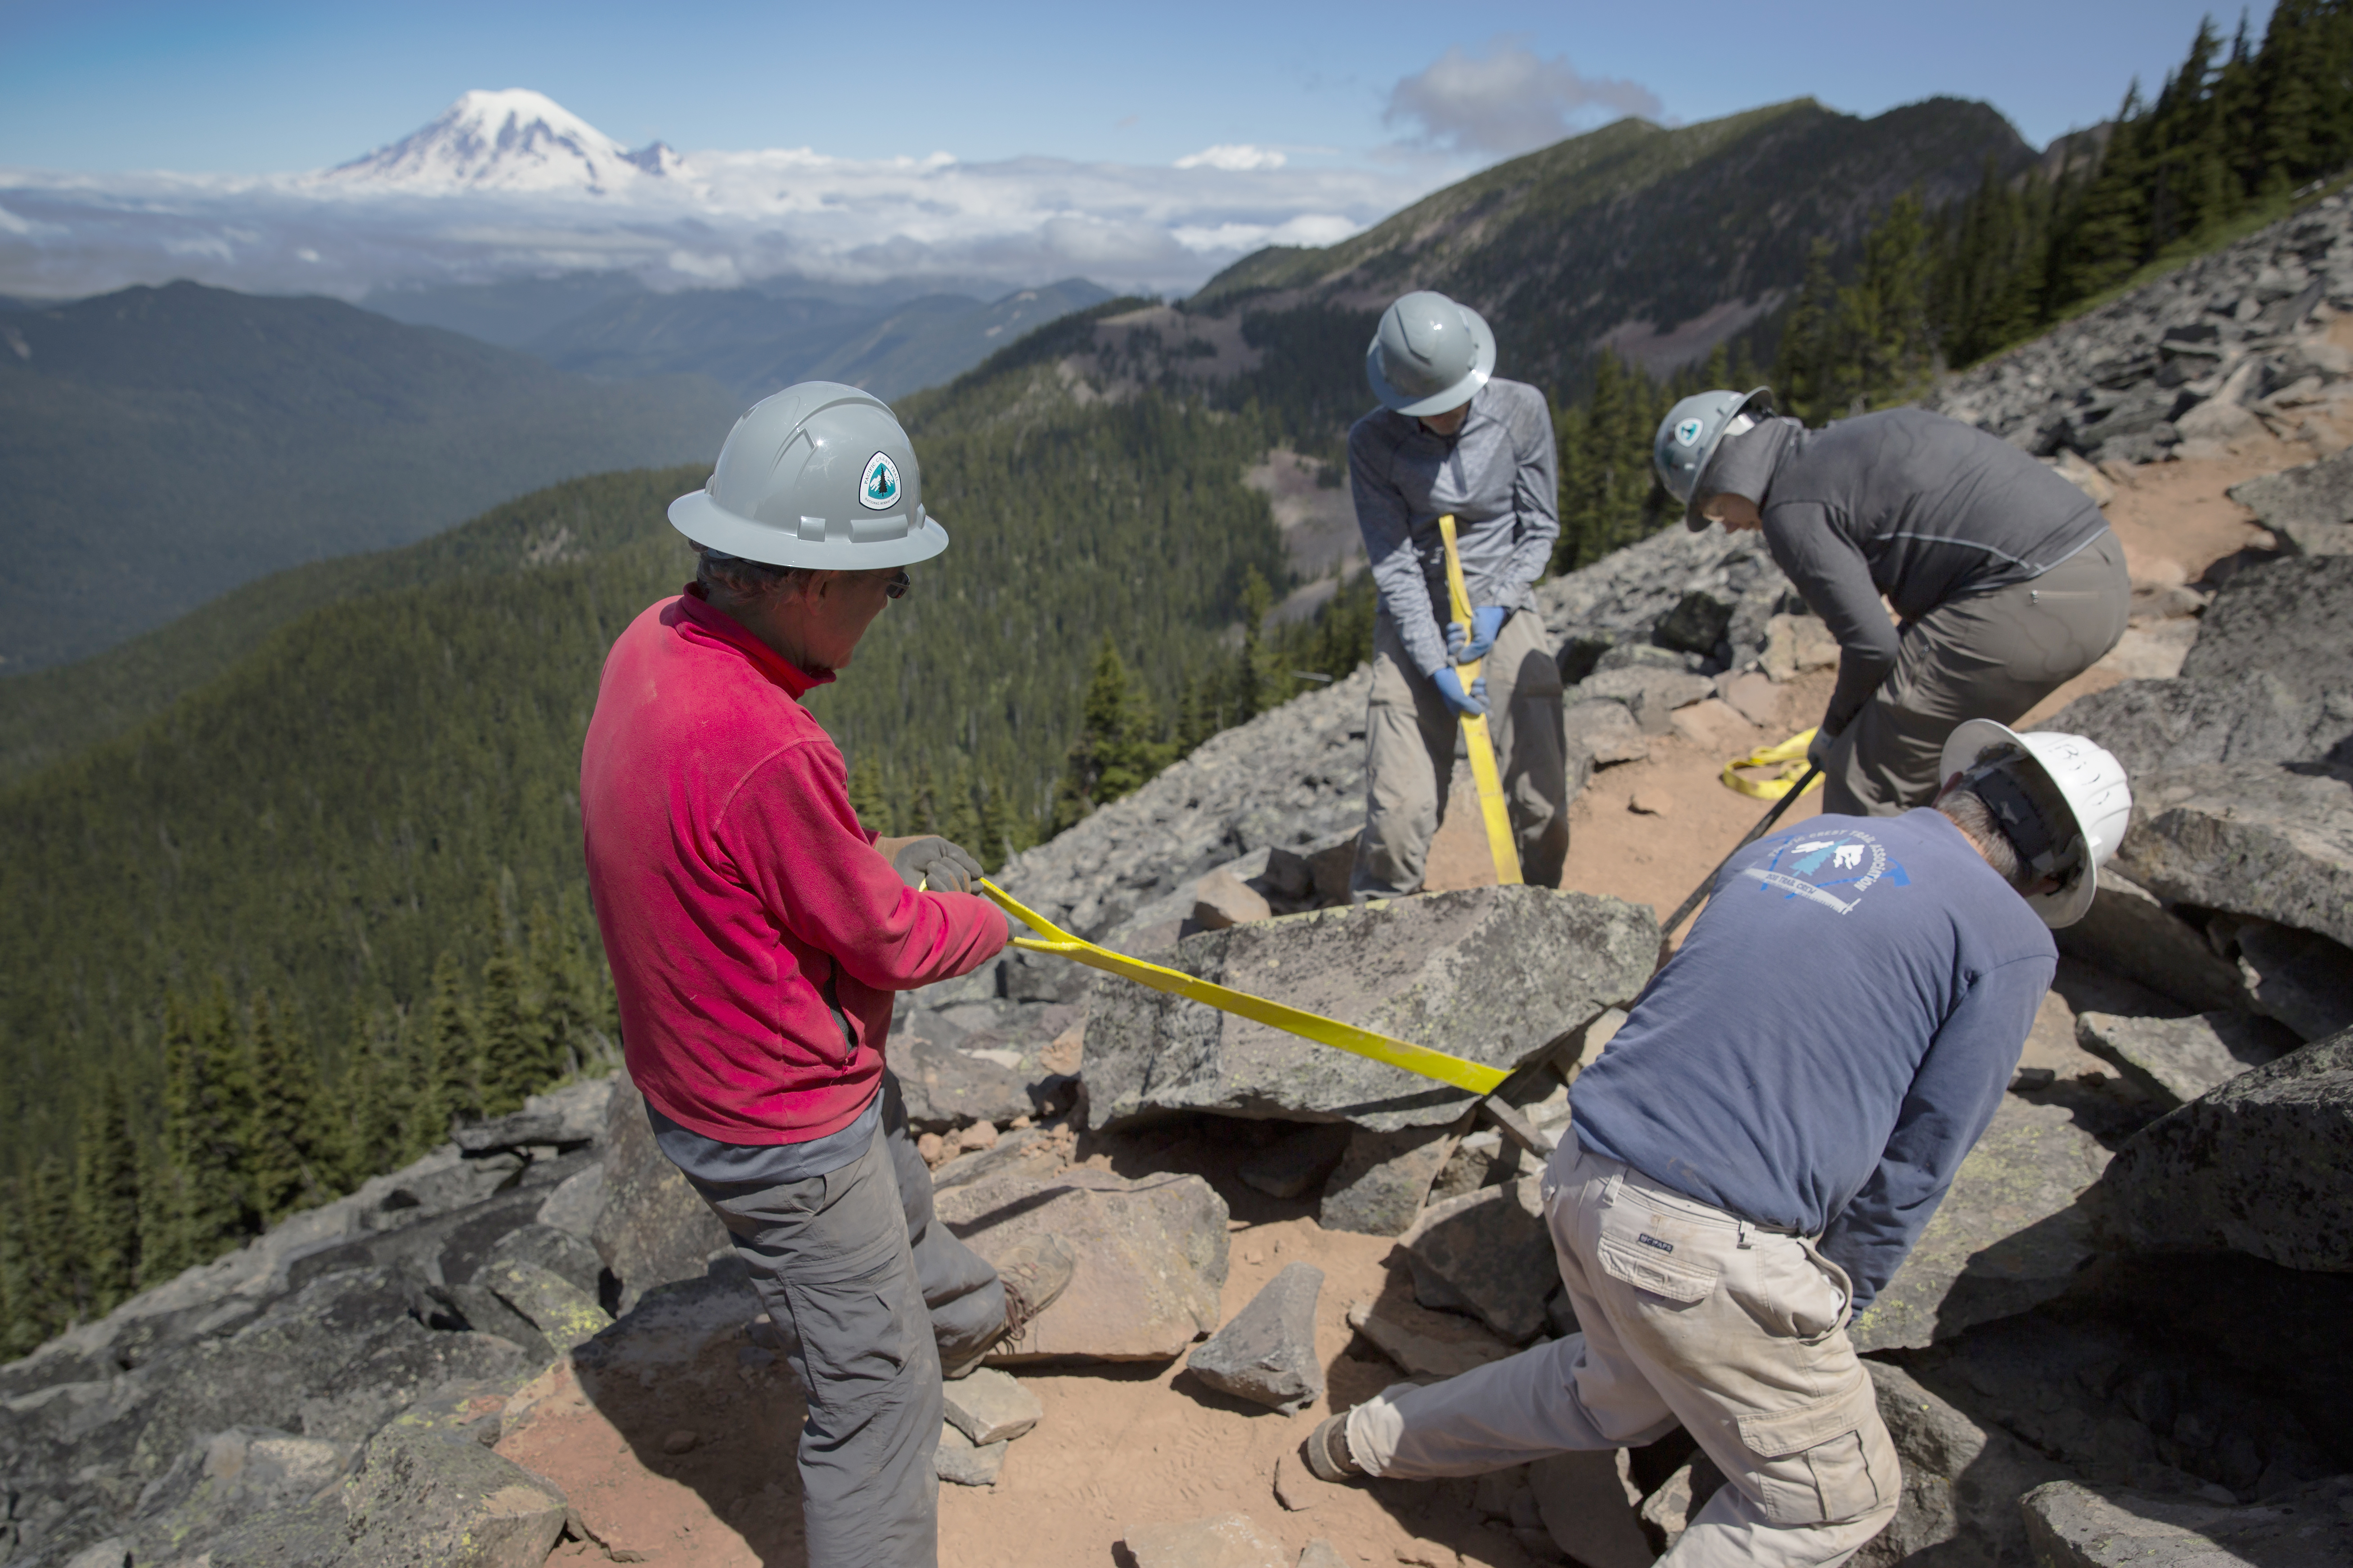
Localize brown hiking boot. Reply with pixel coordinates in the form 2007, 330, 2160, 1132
944, 1232, 1077, 1379
1302, 1411, 1365, 1482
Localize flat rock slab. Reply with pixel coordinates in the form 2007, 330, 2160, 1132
931, 1127, 1054, 1192
592, 1075, 732, 1313
1863, 1360, 2066, 1565
1398, 1176, 1555, 1344
1083, 886, 1657, 1133
1317, 1122, 1462, 1237
939, 1169, 1228, 1362
2102, 1028, 2353, 1270
1121, 1512, 1290, 1568
2236, 919, 2353, 1041
2054, 870, 2247, 1014
1346, 1297, 1515, 1380
894, 1033, 1030, 1131
2115, 762, 2353, 951
338, 1418, 570, 1568
2075, 1010, 2294, 1107
943, 1367, 1041, 1445
2227, 452, 2353, 535
934, 1421, 1008, 1487
1850, 1096, 2111, 1353
1187, 1261, 1324, 1413
2021, 1475, 2353, 1566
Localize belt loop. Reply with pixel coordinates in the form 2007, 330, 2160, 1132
1599, 1169, 1621, 1209
1736, 1217, 1753, 1250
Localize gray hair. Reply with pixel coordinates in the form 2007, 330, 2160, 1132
693, 546, 817, 600
1935, 788, 2027, 889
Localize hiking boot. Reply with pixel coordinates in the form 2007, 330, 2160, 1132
944, 1232, 1077, 1379
1302, 1411, 1365, 1483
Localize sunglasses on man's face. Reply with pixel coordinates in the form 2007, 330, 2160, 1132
884, 570, 911, 600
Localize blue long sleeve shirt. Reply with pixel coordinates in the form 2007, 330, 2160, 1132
1569, 808, 2054, 1309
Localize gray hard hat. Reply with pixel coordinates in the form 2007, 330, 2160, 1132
1366, 291, 1497, 417
1653, 386, 1775, 531
668, 382, 950, 570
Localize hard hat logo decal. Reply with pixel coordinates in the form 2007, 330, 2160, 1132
1675, 418, 1705, 447
859, 452, 901, 511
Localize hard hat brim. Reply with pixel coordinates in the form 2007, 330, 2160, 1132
1365, 307, 1498, 417
668, 488, 951, 571
1682, 387, 1778, 532
1938, 718, 2099, 928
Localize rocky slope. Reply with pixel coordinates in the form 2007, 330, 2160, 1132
9, 197, 2353, 1568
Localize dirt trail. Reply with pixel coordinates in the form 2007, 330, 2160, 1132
499, 433, 2334, 1568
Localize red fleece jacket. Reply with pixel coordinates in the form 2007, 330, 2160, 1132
581, 586, 1008, 1145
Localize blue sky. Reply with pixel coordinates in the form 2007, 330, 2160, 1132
0, 0, 2277, 175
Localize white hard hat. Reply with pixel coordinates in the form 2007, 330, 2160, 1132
668, 381, 949, 570
1366, 291, 1496, 417
1939, 720, 2133, 928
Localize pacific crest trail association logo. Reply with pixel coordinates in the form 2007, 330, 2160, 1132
859, 451, 901, 510
1741, 829, 1910, 914
1675, 418, 1706, 447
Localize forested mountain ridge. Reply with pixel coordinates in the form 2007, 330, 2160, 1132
0, 282, 740, 671
1192, 97, 2034, 385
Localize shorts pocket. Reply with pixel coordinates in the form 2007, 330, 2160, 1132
1595, 1232, 1715, 1304
1738, 1384, 1892, 1525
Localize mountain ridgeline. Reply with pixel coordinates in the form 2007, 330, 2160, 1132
0, 282, 741, 672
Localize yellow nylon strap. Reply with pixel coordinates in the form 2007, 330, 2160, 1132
978, 879, 1507, 1095
1437, 515, 1524, 887
1722, 728, 1828, 800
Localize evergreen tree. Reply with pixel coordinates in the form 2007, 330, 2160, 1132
847, 755, 893, 835
75, 1073, 141, 1313
184, 983, 255, 1258
0, 1190, 32, 1358
344, 1010, 413, 1178
140, 991, 199, 1285
1051, 636, 1173, 830
23, 1155, 85, 1337
424, 950, 482, 1137
245, 993, 324, 1225
476, 935, 544, 1119
526, 901, 591, 1080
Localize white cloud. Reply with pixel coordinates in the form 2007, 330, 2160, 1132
0, 93, 1442, 301
1387, 37, 1661, 156
1174, 144, 1288, 172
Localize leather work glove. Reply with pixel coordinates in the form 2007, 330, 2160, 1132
1446, 605, 1509, 666
892, 836, 986, 893
1432, 668, 1489, 719
1806, 725, 1838, 773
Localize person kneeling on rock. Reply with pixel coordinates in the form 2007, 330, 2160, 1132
1658, 390, 2130, 818
1301, 723, 2131, 1568
581, 383, 1074, 1568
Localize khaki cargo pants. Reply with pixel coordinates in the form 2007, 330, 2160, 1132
1351, 607, 1570, 897
1347, 1135, 1900, 1568
1824, 529, 2129, 816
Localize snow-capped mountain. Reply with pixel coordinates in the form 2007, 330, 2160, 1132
323, 89, 677, 196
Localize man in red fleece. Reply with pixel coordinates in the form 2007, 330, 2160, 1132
582, 383, 1072, 1568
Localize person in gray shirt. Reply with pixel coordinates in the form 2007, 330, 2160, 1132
1655, 390, 2129, 815
1347, 291, 1570, 896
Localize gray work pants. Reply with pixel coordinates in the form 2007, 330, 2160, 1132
1352, 607, 1570, 897
1823, 530, 2129, 816
1347, 1135, 1900, 1568
682, 1072, 1004, 1568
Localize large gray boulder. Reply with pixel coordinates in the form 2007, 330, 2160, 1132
2113, 762, 2353, 952
2020, 1475, 2353, 1566
2228, 447, 2353, 533
1857, 1361, 2070, 1567
2232, 918, 2353, 1042
591, 1074, 731, 1312
2073, 1010, 2294, 1108
891, 1032, 1031, 1130
1081, 886, 1657, 1133
2053, 871, 2247, 1014
1850, 1096, 2112, 1353
333, 1408, 571, 1567
937, 1169, 1228, 1362
1397, 1177, 1555, 1344
2101, 1028, 2353, 1271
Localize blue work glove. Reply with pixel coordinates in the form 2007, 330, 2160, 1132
1446, 605, 1509, 666
1432, 668, 1489, 718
